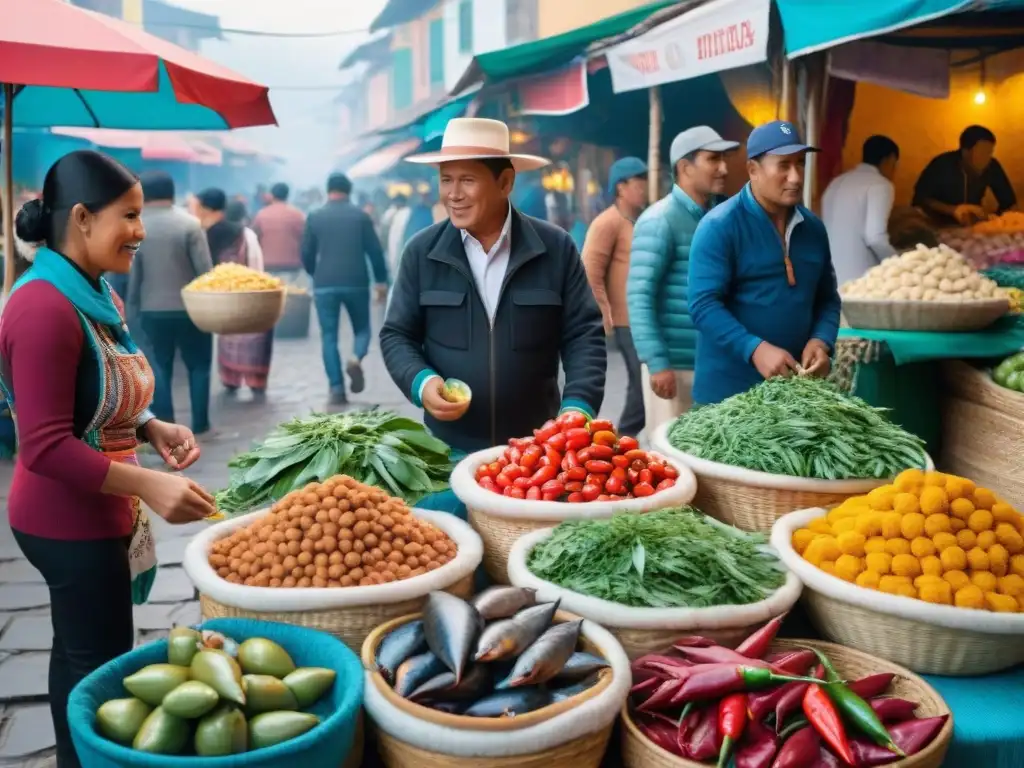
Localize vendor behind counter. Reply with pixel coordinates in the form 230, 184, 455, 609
912, 125, 1016, 227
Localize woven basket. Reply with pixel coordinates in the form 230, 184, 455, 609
942, 359, 1024, 413
841, 296, 1009, 332
772, 508, 1024, 675
453, 446, 697, 584
649, 422, 925, 533
506, 525, 802, 660
620, 638, 953, 768
182, 288, 286, 334
361, 610, 613, 732
185, 509, 482, 654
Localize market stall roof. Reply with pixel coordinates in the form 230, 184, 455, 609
777, 0, 1024, 58
370, 0, 440, 32
339, 31, 393, 70
50, 127, 221, 164
347, 137, 422, 179
450, 0, 677, 94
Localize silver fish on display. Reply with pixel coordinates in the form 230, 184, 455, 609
473, 600, 560, 662
552, 652, 610, 682
423, 591, 483, 683
394, 652, 446, 698
462, 688, 551, 718
549, 673, 602, 703
471, 586, 538, 620
376, 620, 427, 684
495, 620, 583, 690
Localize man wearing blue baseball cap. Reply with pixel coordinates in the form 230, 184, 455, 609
627, 126, 740, 427
688, 119, 842, 405
582, 156, 648, 436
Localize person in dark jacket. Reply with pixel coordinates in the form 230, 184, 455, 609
380, 118, 607, 453
302, 173, 388, 405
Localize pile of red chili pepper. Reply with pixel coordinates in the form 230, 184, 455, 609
629, 616, 949, 767
474, 413, 679, 502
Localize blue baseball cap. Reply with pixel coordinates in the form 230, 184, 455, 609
746, 120, 820, 159
607, 156, 648, 196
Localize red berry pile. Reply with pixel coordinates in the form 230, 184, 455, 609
474, 412, 679, 502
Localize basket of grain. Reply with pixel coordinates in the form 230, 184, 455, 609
182, 263, 286, 334
451, 443, 696, 585
183, 476, 483, 653
772, 492, 1024, 675
506, 513, 802, 660
362, 604, 631, 768
620, 639, 952, 768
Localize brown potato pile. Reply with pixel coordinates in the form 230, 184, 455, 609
207, 475, 458, 588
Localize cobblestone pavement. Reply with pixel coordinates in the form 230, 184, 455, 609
0, 306, 630, 766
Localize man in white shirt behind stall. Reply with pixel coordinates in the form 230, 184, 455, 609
822, 135, 901, 285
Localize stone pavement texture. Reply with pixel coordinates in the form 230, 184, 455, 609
0, 306, 630, 766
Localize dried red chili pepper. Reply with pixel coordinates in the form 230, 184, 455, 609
846, 674, 896, 700
676, 665, 822, 703
717, 693, 748, 767
771, 725, 820, 768
849, 715, 949, 766
802, 684, 856, 766
680, 705, 721, 761
734, 719, 778, 768
868, 697, 919, 723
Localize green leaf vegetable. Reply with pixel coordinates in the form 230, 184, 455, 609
667, 377, 927, 480
214, 410, 454, 516
526, 508, 786, 608
983, 266, 1024, 291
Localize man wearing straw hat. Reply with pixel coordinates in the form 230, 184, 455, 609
380, 118, 607, 455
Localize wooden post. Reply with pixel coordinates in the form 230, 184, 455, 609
648, 86, 662, 204
2, 83, 14, 303
802, 55, 828, 211
778, 56, 795, 122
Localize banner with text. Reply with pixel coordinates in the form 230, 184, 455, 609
606, 0, 771, 94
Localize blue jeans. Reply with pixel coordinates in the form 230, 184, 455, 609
314, 287, 371, 392
140, 311, 213, 433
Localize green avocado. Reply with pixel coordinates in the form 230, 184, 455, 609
167, 626, 201, 667
249, 711, 320, 750
122, 664, 190, 707
191, 650, 245, 706
95, 698, 152, 745
237, 638, 296, 679
195, 704, 249, 756
243, 674, 298, 715
132, 707, 189, 754
282, 667, 336, 708
162, 680, 220, 719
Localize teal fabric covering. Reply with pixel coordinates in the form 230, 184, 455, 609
626, 186, 705, 373
10, 63, 231, 130
417, 448, 467, 520
839, 315, 1024, 365
924, 667, 1024, 768
67, 618, 363, 767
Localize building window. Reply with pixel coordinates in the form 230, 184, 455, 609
506, 0, 538, 45
458, 0, 473, 53
429, 18, 445, 86
392, 48, 414, 111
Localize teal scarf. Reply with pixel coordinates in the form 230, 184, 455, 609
13, 246, 137, 352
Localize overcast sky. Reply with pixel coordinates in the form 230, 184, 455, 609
170, 0, 388, 186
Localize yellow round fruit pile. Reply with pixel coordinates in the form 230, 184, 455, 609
185, 263, 284, 292
793, 469, 1024, 613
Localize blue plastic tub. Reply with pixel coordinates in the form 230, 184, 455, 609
67, 618, 364, 768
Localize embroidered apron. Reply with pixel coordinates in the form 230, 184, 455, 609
77, 313, 159, 605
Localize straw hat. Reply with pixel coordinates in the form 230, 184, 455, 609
404, 118, 550, 171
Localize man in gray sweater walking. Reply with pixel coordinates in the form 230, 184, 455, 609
128, 172, 215, 434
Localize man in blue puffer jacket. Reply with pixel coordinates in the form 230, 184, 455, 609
626, 126, 739, 429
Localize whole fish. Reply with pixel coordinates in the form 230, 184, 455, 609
376, 620, 427, 684
393, 652, 446, 698
471, 586, 538, 620
496, 620, 582, 689
549, 673, 602, 704
552, 652, 610, 682
409, 663, 492, 703
473, 600, 559, 662
462, 688, 551, 718
423, 592, 483, 683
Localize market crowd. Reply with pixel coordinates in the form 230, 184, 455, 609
0, 110, 1017, 766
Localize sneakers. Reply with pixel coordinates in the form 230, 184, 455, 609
346, 358, 365, 394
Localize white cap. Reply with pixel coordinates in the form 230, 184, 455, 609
669, 126, 740, 167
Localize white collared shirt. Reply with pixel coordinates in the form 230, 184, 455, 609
821, 163, 897, 286
460, 204, 513, 324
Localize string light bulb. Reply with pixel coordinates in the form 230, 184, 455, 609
974, 90, 987, 105
975, 59, 988, 105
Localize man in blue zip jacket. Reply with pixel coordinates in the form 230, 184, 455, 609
688, 120, 841, 405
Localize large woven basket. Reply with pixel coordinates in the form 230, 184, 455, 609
182, 288, 286, 334
185, 509, 482, 654
362, 610, 631, 768
941, 361, 1024, 509
506, 525, 802, 660
649, 422, 929, 533
620, 638, 953, 768
772, 508, 1024, 675
841, 296, 1009, 332
452, 446, 697, 584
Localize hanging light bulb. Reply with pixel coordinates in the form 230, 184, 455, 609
974, 90, 987, 105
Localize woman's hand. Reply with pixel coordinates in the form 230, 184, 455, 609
144, 419, 201, 470
141, 472, 216, 524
